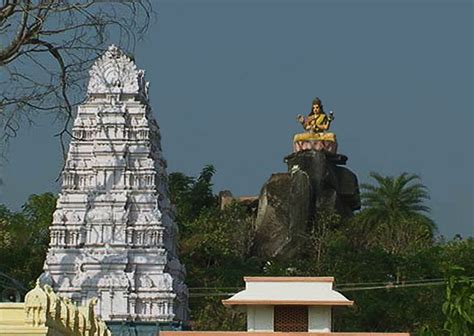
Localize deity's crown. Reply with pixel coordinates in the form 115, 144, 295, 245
87, 44, 148, 97
312, 97, 322, 106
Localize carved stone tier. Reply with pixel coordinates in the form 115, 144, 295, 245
293, 132, 338, 154
42, 45, 188, 330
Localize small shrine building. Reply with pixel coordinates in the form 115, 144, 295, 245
222, 277, 352, 333
162, 276, 410, 336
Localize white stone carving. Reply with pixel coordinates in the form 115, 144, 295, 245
87, 45, 147, 95
43, 45, 188, 324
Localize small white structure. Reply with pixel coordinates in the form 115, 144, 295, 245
223, 277, 352, 333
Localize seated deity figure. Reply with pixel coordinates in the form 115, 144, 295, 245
297, 97, 334, 132
293, 97, 338, 154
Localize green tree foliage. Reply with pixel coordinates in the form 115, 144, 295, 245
190, 295, 246, 331
330, 246, 445, 332
168, 169, 473, 333
180, 204, 259, 289
0, 193, 56, 288
0, 205, 28, 280
305, 209, 343, 274
442, 266, 474, 335
169, 166, 259, 330
168, 165, 218, 229
418, 263, 474, 336
358, 172, 435, 254
361, 172, 431, 219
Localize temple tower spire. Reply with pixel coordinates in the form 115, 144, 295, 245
42, 45, 188, 332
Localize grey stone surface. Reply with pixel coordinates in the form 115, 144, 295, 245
253, 150, 360, 259
254, 173, 292, 258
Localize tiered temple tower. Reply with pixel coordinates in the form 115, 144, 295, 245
42, 45, 188, 332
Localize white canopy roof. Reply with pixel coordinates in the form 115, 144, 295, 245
222, 277, 353, 306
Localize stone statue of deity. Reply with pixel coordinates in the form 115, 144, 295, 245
293, 97, 338, 154
297, 97, 334, 133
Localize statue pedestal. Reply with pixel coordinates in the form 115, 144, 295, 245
293, 132, 337, 154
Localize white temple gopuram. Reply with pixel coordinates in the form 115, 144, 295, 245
41, 45, 188, 334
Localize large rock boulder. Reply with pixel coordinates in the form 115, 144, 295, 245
253, 150, 360, 259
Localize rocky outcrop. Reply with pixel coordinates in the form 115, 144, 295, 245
253, 150, 360, 259
218, 190, 259, 212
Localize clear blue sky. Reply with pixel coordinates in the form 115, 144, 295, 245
1, 0, 472, 238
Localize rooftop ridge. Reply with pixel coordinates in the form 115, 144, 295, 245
243, 277, 335, 283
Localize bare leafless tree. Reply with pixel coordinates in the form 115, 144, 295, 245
0, 0, 153, 156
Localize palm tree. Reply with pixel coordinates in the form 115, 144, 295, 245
356, 172, 436, 253
361, 172, 431, 221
